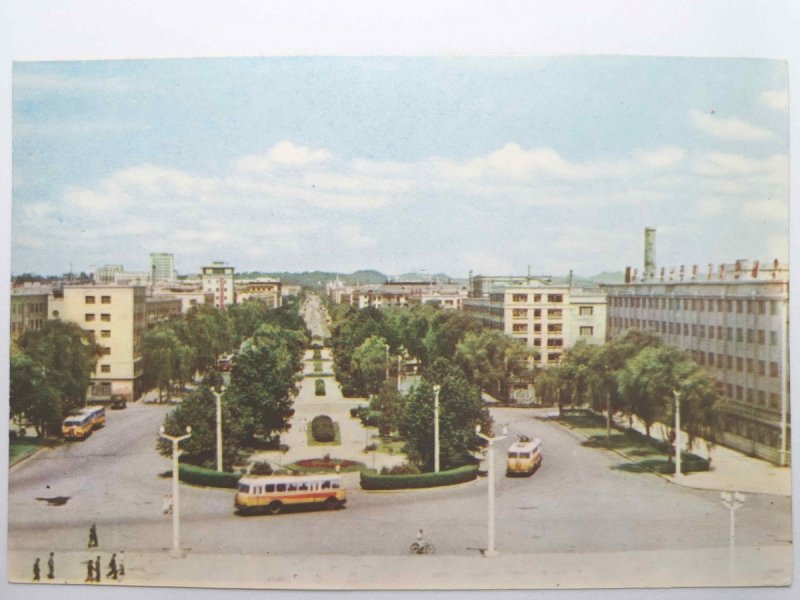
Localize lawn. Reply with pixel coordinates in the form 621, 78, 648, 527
9, 437, 52, 466
555, 412, 710, 475
375, 437, 406, 456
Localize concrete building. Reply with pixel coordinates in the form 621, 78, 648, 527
236, 278, 282, 308
605, 257, 790, 465
326, 280, 467, 310
150, 253, 177, 283
95, 264, 124, 284
145, 296, 183, 325
201, 262, 235, 309
60, 285, 146, 402
10, 287, 49, 338
463, 278, 607, 367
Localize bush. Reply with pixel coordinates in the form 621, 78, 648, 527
380, 463, 419, 475
360, 465, 479, 490
311, 415, 335, 442
359, 410, 382, 428
313, 349, 322, 360
249, 461, 274, 475
313, 361, 323, 373
178, 464, 241, 488
315, 379, 326, 396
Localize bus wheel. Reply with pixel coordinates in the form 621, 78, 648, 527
324, 497, 338, 510
267, 501, 283, 515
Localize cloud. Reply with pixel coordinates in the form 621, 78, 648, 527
689, 109, 775, 141
14, 119, 148, 137
633, 146, 685, 169
236, 141, 332, 171
694, 152, 788, 177
739, 199, 787, 222
759, 90, 788, 111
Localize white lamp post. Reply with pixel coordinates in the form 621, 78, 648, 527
212, 386, 225, 472
159, 425, 192, 558
475, 423, 508, 557
384, 343, 390, 380
432, 384, 441, 473
720, 491, 745, 582
673, 390, 682, 478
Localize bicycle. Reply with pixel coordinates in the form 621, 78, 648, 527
409, 530, 435, 555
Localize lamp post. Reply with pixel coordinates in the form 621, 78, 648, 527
720, 491, 745, 582
475, 424, 508, 557
432, 384, 441, 473
159, 425, 192, 558
212, 385, 225, 472
673, 390, 682, 478
384, 344, 390, 380
397, 351, 402, 391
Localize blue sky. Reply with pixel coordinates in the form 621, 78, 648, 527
12, 56, 789, 278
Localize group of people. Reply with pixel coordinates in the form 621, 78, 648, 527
31, 524, 125, 583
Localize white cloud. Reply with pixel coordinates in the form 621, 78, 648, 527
740, 199, 787, 222
634, 146, 685, 169
689, 109, 775, 141
694, 152, 788, 177
236, 141, 332, 171
759, 90, 789, 111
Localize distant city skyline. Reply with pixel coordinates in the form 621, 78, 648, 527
12, 56, 789, 278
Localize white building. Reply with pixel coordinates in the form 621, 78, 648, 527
201, 262, 235, 309
150, 253, 177, 283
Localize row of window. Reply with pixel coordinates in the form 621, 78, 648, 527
511, 307, 585, 319
692, 351, 780, 377
11, 302, 47, 314
511, 293, 565, 303
85, 295, 112, 304
512, 323, 564, 333
610, 295, 781, 315
612, 318, 780, 345
724, 415, 785, 449
85, 313, 112, 322
722, 381, 782, 408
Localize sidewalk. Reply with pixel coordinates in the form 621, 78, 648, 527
7, 545, 791, 589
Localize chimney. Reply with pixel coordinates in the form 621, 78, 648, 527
644, 227, 656, 279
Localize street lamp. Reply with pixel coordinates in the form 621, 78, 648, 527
432, 384, 441, 473
673, 390, 682, 478
720, 491, 745, 582
212, 385, 225, 472
159, 425, 192, 558
384, 343, 390, 380
475, 423, 508, 557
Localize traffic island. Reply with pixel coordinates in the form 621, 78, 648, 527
360, 465, 479, 490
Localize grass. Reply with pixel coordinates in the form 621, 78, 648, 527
284, 458, 366, 474
306, 422, 341, 446
375, 437, 406, 456
556, 412, 710, 475
9, 437, 56, 466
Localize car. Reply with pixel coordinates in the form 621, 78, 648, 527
110, 395, 127, 410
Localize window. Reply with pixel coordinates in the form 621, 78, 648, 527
533, 294, 541, 302
101, 330, 111, 338
532, 338, 541, 347
746, 329, 754, 343
265, 484, 275, 492
770, 362, 779, 377
85, 313, 96, 322
548, 323, 562, 333
758, 391, 766, 406
682, 323, 689, 336
726, 355, 733, 369
547, 352, 561, 363
746, 358, 754, 373
100, 346, 111, 355
533, 323, 541, 333
736, 328, 743, 342
579, 306, 593, 316
101, 313, 111, 322
736, 385, 743, 400
549, 338, 563, 347
512, 294, 528, 302
770, 301, 778, 315
547, 309, 562, 318
736, 300, 743, 313
100, 365, 111, 373
757, 330, 765, 345
769, 393, 779, 409
547, 294, 563, 303
736, 357, 743, 372
276, 484, 286, 492
758, 301, 766, 315
512, 308, 527, 318
758, 360, 766, 376
101, 296, 111, 304
512, 323, 528, 332
709, 326, 715, 340
85, 296, 95, 304
579, 326, 594, 336
707, 352, 714, 366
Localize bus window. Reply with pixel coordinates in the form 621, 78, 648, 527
238, 484, 250, 493
299, 483, 309, 491
277, 484, 286, 492
332, 481, 340, 489
321, 481, 331, 490
508, 452, 519, 458
287, 483, 297, 492
265, 484, 275, 493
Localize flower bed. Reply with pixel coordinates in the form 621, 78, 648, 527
286, 457, 365, 473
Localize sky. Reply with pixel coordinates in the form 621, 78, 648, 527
11, 56, 789, 279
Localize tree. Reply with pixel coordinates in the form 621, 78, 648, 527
400, 358, 490, 471
534, 365, 570, 414
157, 385, 247, 469
352, 335, 389, 396
182, 305, 233, 373
455, 330, 533, 401
370, 381, 405, 436
142, 326, 194, 402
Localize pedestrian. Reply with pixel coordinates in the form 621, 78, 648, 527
118, 550, 125, 578
88, 523, 98, 548
163, 494, 173, 515
85, 559, 94, 583
94, 556, 101, 583
106, 553, 118, 580
32, 557, 40, 581
47, 551, 55, 579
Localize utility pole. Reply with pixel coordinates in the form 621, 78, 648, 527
159, 426, 192, 558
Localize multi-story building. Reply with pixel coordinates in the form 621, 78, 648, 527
150, 253, 177, 283
10, 287, 49, 338
145, 296, 183, 325
201, 262, 235, 309
463, 278, 607, 367
59, 285, 146, 402
236, 278, 282, 308
605, 258, 790, 465
95, 264, 124, 284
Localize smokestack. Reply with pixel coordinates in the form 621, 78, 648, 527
644, 227, 656, 279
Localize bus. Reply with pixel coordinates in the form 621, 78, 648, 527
506, 437, 543, 476
84, 405, 106, 429
62, 412, 95, 440
234, 474, 347, 515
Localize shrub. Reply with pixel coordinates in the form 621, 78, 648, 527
359, 410, 382, 428
178, 464, 241, 488
315, 379, 326, 396
311, 415, 335, 442
313, 349, 322, 360
313, 361, 323, 373
249, 461, 274, 475
380, 463, 419, 475
360, 465, 479, 490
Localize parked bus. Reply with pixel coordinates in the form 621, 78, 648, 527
62, 412, 95, 440
234, 474, 347, 515
84, 405, 106, 429
506, 437, 543, 476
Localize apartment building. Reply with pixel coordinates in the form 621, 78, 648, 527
150, 252, 177, 283
463, 278, 607, 366
10, 287, 49, 338
201, 262, 235, 309
145, 295, 183, 325
605, 258, 790, 465
60, 285, 146, 402
236, 278, 282, 308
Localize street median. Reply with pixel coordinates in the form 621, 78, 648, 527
359, 465, 479, 490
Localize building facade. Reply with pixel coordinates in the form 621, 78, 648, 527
201, 262, 235, 309
605, 259, 790, 465
145, 296, 183, 325
236, 278, 282, 308
60, 285, 146, 402
150, 253, 177, 283
10, 288, 49, 338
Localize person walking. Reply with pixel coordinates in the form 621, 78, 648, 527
118, 550, 125, 578
94, 556, 101, 583
84, 559, 94, 583
47, 552, 55, 579
32, 557, 40, 581
106, 553, 118, 580
88, 523, 98, 548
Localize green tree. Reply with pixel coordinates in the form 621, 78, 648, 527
455, 330, 533, 401
183, 305, 234, 373
370, 381, 405, 436
142, 326, 194, 402
352, 335, 389, 396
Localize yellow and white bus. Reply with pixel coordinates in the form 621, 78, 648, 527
62, 412, 95, 440
506, 438, 543, 476
84, 405, 106, 429
234, 474, 347, 515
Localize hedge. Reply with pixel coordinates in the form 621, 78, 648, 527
311, 415, 335, 442
360, 464, 479, 490
178, 464, 241, 488
315, 379, 326, 396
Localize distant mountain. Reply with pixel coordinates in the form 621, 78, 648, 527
585, 271, 625, 284
390, 272, 461, 283
234, 270, 388, 287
